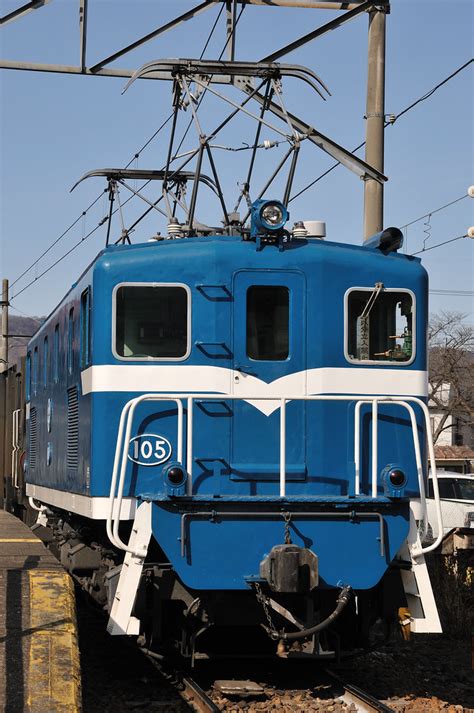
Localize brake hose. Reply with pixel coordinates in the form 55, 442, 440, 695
278, 585, 352, 641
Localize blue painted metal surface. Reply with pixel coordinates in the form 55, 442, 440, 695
25, 232, 428, 592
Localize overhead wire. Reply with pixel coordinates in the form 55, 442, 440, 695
400, 194, 469, 229
289, 58, 473, 202
412, 234, 468, 255
10, 37, 471, 300
9, 3, 228, 302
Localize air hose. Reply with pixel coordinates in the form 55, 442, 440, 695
279, 585, 352, 641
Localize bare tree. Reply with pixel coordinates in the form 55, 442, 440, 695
428, 311, 474, 444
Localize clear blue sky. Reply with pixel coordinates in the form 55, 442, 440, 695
1, 0, 473, 321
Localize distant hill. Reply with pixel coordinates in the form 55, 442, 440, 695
8, 315, 44, 367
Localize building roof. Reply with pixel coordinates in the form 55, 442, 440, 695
433, 445, 474, 461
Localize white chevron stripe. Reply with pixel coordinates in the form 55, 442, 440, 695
81, 365, 428, 416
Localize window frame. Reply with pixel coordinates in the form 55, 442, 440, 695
67, 308, 74, 375
32, 346, 38, 395
112, 282, 192, 362
53, 324, 60, 383
26, 351, 31, 401
43, 335, 49, 389
246, 284, 290, 362
344, 286, 416, 367
80, 287, 92, 370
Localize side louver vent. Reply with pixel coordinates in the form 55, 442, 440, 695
67, 386, 79, 469
29, 407, 37, 470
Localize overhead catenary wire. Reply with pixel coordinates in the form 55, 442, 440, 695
9, 44, 472, 300
290, 58, 473, 202
400, 194, 469, 230
412, 234, 468, 255
9, 4, 229, 301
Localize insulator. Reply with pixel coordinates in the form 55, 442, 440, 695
168, 219, 183, 239
292, 221, 308, 238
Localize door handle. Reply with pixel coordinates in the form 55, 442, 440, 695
234, 364, 257, 376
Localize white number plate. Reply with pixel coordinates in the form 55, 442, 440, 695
128, 434, 172, 466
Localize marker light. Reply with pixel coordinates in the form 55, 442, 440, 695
167, 465, 186, 485
381, 464, 407, 499
162, 462, 188, 497
389, 468, 406, 488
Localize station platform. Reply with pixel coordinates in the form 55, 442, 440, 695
0, 510, 81, 712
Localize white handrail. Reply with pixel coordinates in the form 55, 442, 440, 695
354, 399, 429, 543
280, 398, 286, 497
371, 400, 378, 498
107, 392, 442, 558
107, 395, 184, 555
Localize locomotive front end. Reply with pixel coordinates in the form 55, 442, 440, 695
86, 211, 441, 660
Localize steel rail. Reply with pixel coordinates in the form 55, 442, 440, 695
326, 669, 394, 712
143, 651, 220, 713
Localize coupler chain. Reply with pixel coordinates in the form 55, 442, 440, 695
253, 582, 280, 641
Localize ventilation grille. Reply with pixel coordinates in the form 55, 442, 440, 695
29, 407, 37, 470
67, 387, 79, 469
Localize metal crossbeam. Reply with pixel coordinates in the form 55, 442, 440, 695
216, 0, 373, 8
260, 0, 374, 62
0, 0, 50, 26
89, 1, 219, 73
247, 87, 387, 183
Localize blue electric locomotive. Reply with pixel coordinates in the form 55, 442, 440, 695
25, 198, 442, 659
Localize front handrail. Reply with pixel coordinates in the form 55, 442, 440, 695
108, 393, 442, 558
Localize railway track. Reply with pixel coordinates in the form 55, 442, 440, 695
144, 655, 395, 712
78, 592, 392, 712
326, 670, 394, 712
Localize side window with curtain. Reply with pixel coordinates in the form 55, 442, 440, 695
68, 308, 74, 375
33, 346, 38, 396
80, 288, 91, 369
26, 351, 31, 401
53, 324, 60, 383
43, 336, 49, 389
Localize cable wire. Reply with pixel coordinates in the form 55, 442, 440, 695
12, 222, 107, 300
9, 4, 228, 300
10, 4, 234, 302
9, 191, 105, 289
290, 59, 473, 202
412, 234, 468, 255
400, 194, 469, 229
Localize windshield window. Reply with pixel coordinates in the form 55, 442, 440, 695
247, 286, 289, 361
347, 289, 414, 363
115, 285, 188, 359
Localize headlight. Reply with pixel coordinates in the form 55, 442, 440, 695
261, 203, 284, 226
250, 199, 289, 241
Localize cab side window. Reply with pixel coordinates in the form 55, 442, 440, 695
347, 288, 414, 363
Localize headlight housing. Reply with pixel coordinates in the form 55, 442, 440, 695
250, 199, 289, 240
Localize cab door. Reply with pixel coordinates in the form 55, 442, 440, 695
231, 270, 306, 488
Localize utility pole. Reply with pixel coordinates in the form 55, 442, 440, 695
363, 5, 386, 240
0, 280, 8, 375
